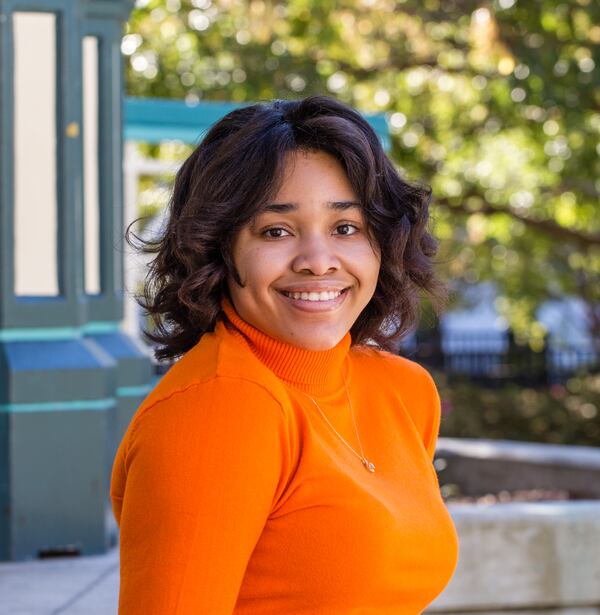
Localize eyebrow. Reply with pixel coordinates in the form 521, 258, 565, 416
258, 201, 362, 214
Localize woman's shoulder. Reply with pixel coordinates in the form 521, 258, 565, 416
111, 335, 296, 514
350, 344, 441, 458
350, 343, 435, 387
132, 323, 288, 426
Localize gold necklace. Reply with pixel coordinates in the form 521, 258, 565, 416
302, 370, 375, 473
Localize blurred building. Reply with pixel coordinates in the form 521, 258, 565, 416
0, 0, 152, 562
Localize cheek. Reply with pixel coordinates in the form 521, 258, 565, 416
352, 242, 381, 285
360, 262, 381, 298
367, 261, 381, 293
236, 246, 281, 291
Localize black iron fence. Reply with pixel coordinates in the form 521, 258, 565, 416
403, 330, 599, 387
150, 330, 599, 388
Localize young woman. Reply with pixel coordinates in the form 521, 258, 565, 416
111, 94, 459, 614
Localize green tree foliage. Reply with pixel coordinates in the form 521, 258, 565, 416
125, 0, 600, 348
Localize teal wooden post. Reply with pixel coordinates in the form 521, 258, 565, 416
0, 0, 152, 561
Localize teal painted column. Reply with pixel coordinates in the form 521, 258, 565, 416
0, 0, 152, 561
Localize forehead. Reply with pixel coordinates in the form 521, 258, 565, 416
256, 200, 362, 215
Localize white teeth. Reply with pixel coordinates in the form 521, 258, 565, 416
282, 289, 344, 301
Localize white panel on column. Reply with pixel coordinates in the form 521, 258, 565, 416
83, 35, 101, 295
13, 12, 58, 296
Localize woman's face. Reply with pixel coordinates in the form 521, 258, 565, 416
227, 149, 381, 351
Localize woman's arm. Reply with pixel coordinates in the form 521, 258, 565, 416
111, 377, 291, 614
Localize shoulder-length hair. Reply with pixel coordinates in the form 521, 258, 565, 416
128, 94, 447, 363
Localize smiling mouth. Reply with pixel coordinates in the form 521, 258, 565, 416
278, 288, 349, 302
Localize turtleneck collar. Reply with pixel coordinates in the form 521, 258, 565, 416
219, 296, 351, 396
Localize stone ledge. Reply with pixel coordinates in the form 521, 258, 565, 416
428, 500, 600, 613
437, 437, 600, 469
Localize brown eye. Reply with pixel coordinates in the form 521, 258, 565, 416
335, 224, 359, 236
263, 227, 290, 239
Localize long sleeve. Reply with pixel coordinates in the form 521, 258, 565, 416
112, 377, 292, 614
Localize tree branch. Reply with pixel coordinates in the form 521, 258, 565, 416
434, 196, 600, 249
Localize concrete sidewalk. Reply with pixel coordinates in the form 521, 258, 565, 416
0, 545, 120, 615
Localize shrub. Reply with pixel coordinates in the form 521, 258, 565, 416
433, 368, 600, 447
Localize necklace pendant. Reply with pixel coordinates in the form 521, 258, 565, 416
363, 458, 376, 473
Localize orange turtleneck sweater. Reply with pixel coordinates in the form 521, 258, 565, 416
110, 298, 459, 614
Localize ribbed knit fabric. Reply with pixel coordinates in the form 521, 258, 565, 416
220, 298, 351, 396
111, 297, 459, 614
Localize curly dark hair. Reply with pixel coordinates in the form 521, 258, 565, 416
127, 94, 448, 363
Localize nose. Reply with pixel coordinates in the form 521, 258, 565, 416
291, 234, 341, 276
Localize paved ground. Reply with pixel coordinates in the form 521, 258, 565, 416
0, 544, 120, 615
